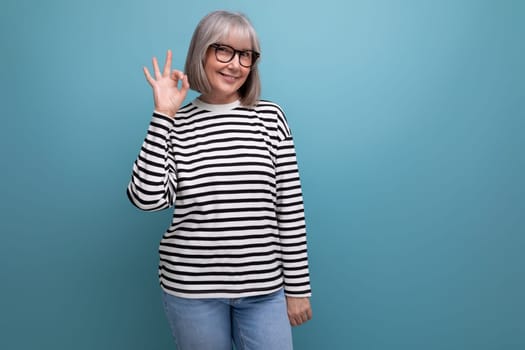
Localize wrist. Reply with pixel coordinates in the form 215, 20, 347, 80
154, 109, 176, 118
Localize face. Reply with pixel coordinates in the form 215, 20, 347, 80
201, 32, 253, 104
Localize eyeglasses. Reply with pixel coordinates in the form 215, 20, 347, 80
210, 43, 260, 68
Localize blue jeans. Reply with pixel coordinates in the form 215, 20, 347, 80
161, 288, 293, 350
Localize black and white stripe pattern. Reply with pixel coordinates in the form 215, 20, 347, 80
127, 99, 311, 298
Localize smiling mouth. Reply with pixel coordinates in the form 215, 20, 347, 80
219, 72, 238, 80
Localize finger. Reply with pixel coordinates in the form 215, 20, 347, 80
292, 314, 305, 327
302, 305, 312, 321
179, 74, 190, 101
181, 74, 190, 91
143, 66, 154, 86
172, 71, 190, 95
290, 309, 311, 327
152, 56, 161, 79
163, 49, 172, 76
300, 313, 309, 325
289, 312, 300, 327
171, 69, 183, 82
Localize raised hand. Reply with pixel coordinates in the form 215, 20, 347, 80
143, 49, 190, 118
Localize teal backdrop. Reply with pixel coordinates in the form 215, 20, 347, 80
1, 0, 524, 349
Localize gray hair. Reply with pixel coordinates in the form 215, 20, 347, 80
184, 11, 261, 107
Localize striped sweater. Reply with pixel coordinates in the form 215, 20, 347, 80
127, 98, 311, 298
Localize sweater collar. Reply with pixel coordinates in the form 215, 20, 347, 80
193, 98, 241, 113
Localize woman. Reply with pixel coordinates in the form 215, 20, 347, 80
127, 10, 312, 350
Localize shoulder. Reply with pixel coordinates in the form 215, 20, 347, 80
234, 100, 285, 115
255, 100, 286, 116
237, 100, 288, 125
174, 101, 199, 119
173, 101, 210, 127
251, 100, 292, 139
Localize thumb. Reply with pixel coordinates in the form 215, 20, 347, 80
181, 74, 190, 91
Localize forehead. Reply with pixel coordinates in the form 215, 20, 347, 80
217, 24, 253, 50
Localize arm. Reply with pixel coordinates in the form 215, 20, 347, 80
276, 136, 311, 296
275, 113, 313, 326
127, 114, 177, 211
126, 50, 189, 211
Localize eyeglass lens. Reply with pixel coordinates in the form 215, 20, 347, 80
214, 45, 257, 67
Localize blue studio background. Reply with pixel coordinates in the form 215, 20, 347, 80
1, 0, 524, 349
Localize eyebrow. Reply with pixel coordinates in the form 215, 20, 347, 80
216, 43, 254, 52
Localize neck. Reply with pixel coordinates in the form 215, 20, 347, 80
199, 92, 240, 105
193, 98, 241, 112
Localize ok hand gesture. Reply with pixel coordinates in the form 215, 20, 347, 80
143, 50, 190, 118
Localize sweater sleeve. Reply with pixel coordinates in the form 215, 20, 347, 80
275, 113, 312, 297
127, 113, 177, 211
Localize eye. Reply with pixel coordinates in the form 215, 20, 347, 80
217, 45, 233, 54
239, 51, 252, 58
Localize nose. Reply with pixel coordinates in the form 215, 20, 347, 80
226, 52, 242, 69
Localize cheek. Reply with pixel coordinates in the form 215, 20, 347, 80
237, 73, 251, 90
240, 69, 251, 82
203, 53, 218, 74
203, 63, 219, 83
245, 69, 254, 81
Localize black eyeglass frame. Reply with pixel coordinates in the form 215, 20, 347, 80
210, 43, 260, 68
